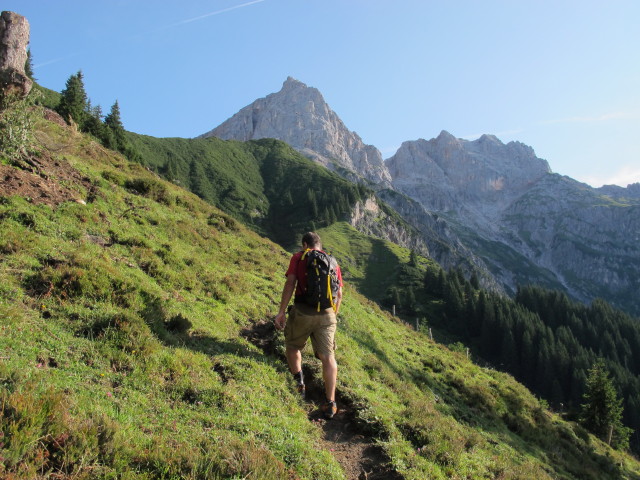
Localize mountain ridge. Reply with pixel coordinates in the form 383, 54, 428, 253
200, 76, 640, 316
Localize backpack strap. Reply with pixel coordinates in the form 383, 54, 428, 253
327, 273, 336, 313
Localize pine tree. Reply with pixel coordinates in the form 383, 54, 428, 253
307, 189, 318, 217
470, 272, 480, 290
520, 329, 537, 384
104, 100, 126, 150
83, 100, 105, 139
25, 49, 35, 80
56, 71, 88, 126
423, 266, 439, 295
409, 249, 418, 267
501, 329, 519, 374
436, 269, 446, 296
580, 359, 632, 449
443, 276, 464, 323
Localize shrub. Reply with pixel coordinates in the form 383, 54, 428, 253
101, 170, 125, 186
208, 212, 239, 232
125, 178, 172, 204
0, 91, 39, 165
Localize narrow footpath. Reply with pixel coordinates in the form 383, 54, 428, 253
242, 320, 403, 480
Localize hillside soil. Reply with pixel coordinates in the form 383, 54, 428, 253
242, 320, 403, 480
0, 150, 92, 206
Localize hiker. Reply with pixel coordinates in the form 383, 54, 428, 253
274, 231, 343, 419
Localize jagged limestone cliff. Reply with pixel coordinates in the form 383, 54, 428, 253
387, 132, 640, 314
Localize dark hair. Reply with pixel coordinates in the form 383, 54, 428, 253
301, 231, 321, 248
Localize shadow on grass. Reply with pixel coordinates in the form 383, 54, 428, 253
358, 238, 402, 303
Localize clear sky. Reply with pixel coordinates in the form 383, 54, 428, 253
5, 0, 640, 187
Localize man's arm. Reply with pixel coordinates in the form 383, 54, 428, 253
274, 274, 296, 330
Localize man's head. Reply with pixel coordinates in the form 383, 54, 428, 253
302, 231, 321, 250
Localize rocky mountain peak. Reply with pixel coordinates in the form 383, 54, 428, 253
477, 134, 502, 145
387, 131, 551, 216
435, 130, 460, 146
282, 76, 307, 91
277, 76, 325, 107
200, 77, 391, 185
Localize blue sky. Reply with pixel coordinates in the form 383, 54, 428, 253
6, 0, 640, 187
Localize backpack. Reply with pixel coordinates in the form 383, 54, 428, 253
301, 249, 340, 312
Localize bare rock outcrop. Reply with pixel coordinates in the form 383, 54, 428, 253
348, 194, 429, 257
0, 11, 32, 100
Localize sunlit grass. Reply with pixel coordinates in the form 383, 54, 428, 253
0, 113, 638, 479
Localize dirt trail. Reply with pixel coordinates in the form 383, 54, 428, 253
242, 320, 403, 480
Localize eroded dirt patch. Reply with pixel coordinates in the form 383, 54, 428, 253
0, 151, 92, 206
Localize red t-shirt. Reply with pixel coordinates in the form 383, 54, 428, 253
286, 249, 343, 301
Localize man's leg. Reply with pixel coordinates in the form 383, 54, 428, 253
317, 352, 337, 402
286, 346, 302, 375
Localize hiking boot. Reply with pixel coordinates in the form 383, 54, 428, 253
296, 383, 306, 399
322, 400, 337, 419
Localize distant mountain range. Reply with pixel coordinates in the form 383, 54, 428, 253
200, 77, 640, 316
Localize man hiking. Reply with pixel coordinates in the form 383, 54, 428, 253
274, 232, 343, 419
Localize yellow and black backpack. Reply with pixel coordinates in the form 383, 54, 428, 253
301, 249, 340, 312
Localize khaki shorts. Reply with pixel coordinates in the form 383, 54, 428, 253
284, 304, 337, 357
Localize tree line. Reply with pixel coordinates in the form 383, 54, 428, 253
54, 70, 140, 162
386, 259, 639, 451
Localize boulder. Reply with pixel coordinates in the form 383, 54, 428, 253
0, 11, 32, 100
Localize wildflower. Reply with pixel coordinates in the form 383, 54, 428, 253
106, 392, 112, 397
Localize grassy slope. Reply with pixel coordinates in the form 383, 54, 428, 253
1, 113, 640, 479
126, 134, 269, 227
126, 133, 369, 249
